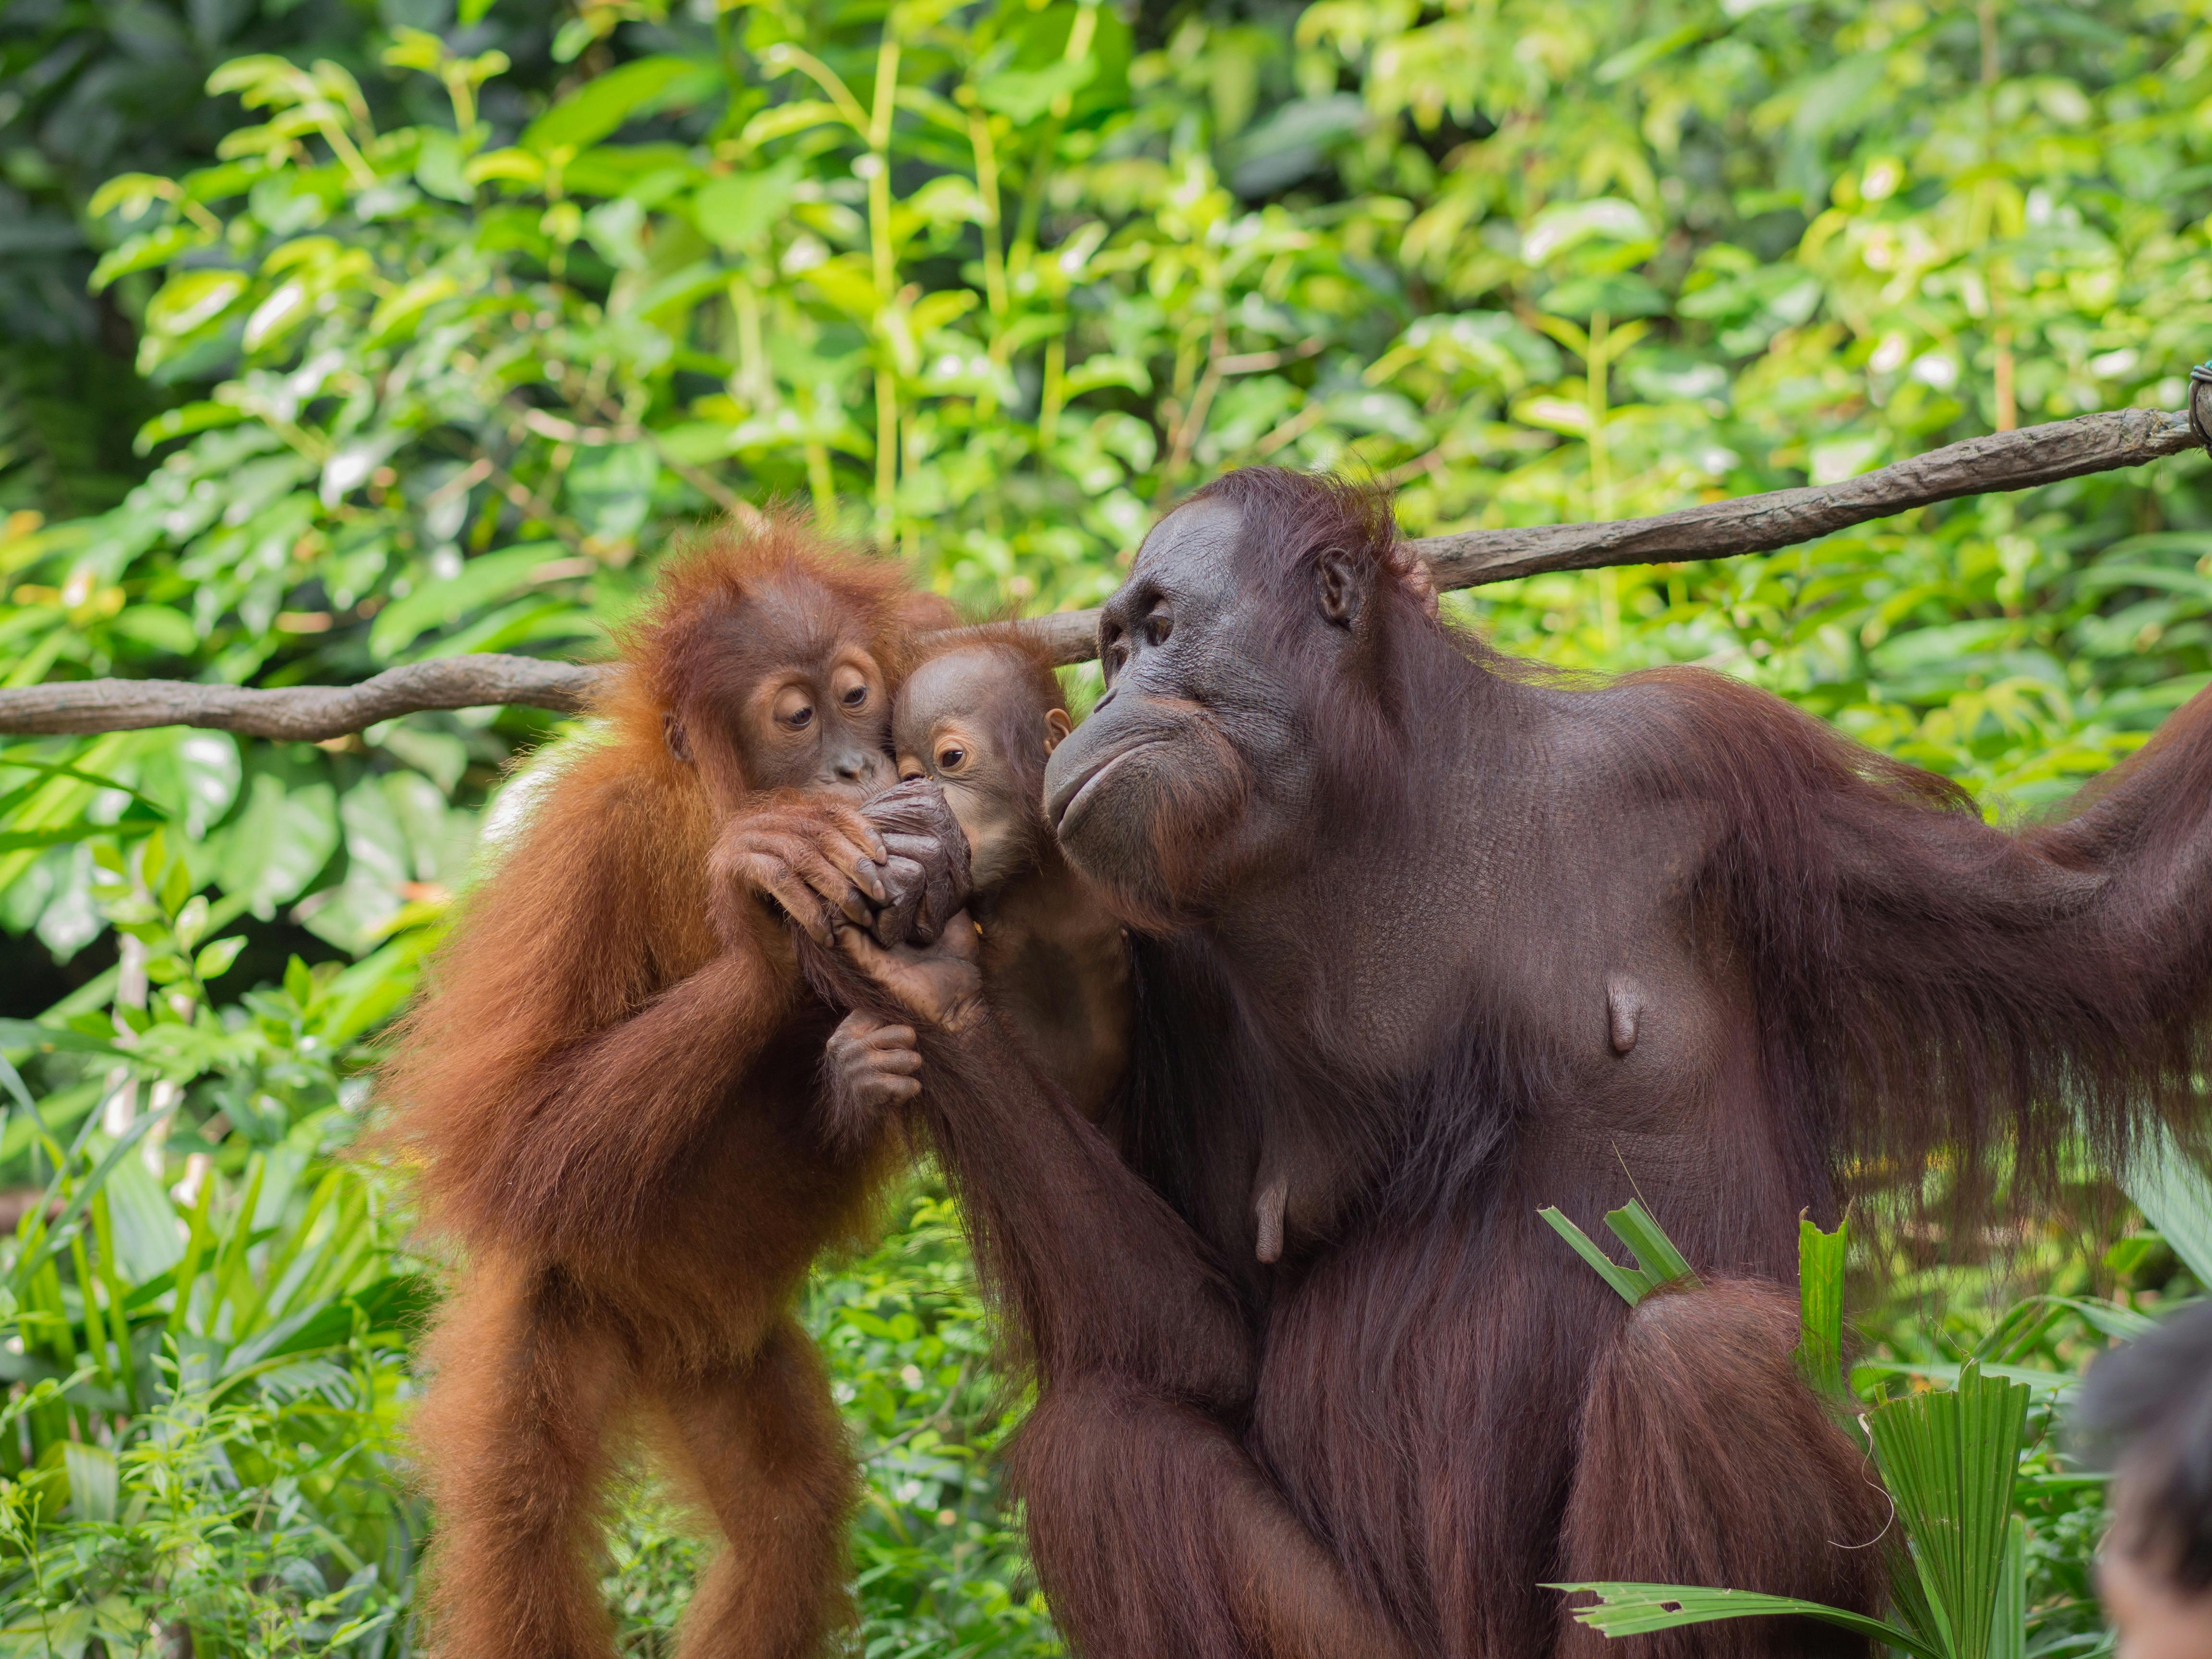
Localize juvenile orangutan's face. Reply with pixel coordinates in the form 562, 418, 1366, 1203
895, 647, 1070, 893
683, 575, 894, 804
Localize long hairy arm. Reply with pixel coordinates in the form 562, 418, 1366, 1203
800, 925, 1253, 1407
1633, 670, 2212, 1200
380, 741, 793, 1253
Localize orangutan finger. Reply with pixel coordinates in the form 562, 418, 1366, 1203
860, 1023, 917, 1052
793, 851, 873, 928
824, 802, 891, 866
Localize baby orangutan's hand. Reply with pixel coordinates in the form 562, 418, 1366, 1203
834, 910, 986, 1034
818, 1010, 923, 1152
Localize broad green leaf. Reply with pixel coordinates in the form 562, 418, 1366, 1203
367, 543, 565, 658
1796, 1214, 1849, 1403
215, 774, 339, 917
62, 1441, 118, 1523
1548, 1582, 1936, 1658
523, 57, 709, 153
2123, 1128, 2212, 1284
1866, 1360, 2031, 1659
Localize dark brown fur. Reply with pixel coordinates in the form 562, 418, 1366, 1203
378, 517, 949, 1659
973, 465, 2212, 1658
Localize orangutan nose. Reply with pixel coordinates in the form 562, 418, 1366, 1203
829, 747, 884, 787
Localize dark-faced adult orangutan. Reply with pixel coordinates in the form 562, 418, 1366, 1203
832, 465, 2212, 1659
377, 517, 961, 1659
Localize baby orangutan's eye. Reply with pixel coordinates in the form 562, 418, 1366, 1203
842, 684, 868, 707
936, 745, 967, 772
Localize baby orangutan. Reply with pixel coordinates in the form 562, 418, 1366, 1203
822, 635, 1131, 1131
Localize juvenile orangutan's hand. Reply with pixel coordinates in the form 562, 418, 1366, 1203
818, 1010, 923, 1150
712, 794, 890, 947
834, 910, 986, 1034
859, 778, 971, 947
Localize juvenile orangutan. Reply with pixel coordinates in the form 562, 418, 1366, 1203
379, 517, 960, 1659
825, 634, 1130, 1130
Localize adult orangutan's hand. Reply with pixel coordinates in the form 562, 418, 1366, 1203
834, 909, 986, 1034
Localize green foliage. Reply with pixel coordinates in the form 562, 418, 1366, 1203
9, 0, 2212, 1648
1538, 1200, 1700, 1305
1556, 1191, 2209, 1659
1795, 1215, 1850, 1404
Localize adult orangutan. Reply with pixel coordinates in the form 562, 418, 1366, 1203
378, 517, 962, 1659
833, 465, 2212, 1659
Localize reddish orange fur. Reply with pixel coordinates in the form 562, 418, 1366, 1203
379, 515, 949, 1659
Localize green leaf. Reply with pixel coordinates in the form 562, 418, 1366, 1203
132, 399, 249, 454
1796, 1214, 1849, 1403
2123, 1128, 2212, 1284
1547, 1583, 1937, 1658
1865, 1360, 2031, 1659
523, 57, 710, 154
108, 604, 200, 655
215, 774, 339, 916
1603, 1201, 1697, 1288
62, 1441, 118, 1523
693, 161, 805, 252
194, 936, 247, 980
90, 225, 205, 292
368, 543, 565, 658
1539, 1206, 1654, 1305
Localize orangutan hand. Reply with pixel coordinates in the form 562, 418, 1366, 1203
712, 795, 890, 947
833, 909, 986, 1034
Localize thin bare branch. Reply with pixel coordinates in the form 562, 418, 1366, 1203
0, 405, 2196, 734
0, 658, 606, 741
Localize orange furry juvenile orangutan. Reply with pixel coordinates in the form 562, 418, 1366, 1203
378, 517, 962, 1659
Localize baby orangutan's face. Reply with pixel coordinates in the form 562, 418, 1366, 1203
895, 647, 1071, 893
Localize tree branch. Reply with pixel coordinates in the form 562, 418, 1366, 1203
0, 405, 2196, 737
0, 657, 606, 740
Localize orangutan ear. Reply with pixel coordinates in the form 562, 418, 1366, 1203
1316, 547, 1369, 629
662, 711, 693, 764
1043, 708, 1073, 754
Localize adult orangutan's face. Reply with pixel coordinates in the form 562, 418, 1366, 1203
1041, 499, 1313, 924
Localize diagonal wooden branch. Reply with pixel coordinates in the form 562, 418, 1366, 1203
0, 405, 2196, 740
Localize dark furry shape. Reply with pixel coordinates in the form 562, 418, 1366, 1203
377, 515, 952, 1659
794, 911, 1420, 1659
984, 462, 2212, 1659
864, 776, 972, 946
1558, 1281, 1891, 1659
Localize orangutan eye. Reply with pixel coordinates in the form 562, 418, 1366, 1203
936, 745, 967, 772
1143, 611, 1172, 647
842, 684, 867, 707
771, 684, 816, 730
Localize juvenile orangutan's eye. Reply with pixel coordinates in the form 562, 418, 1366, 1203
842, 684, 867, 707
936, 745, 967, 772
772, 684, 816, 731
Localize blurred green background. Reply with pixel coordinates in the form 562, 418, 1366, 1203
2, 0, 2211, 1649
